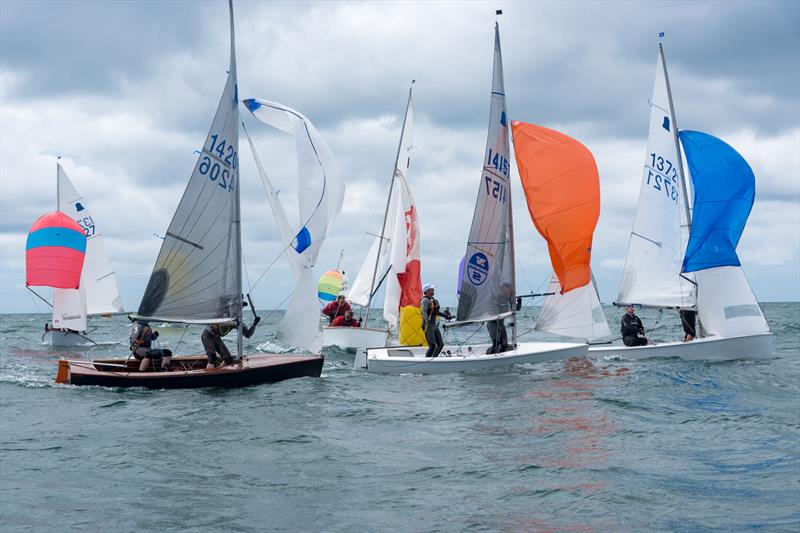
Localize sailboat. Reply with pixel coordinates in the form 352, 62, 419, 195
330, 84, 424, 350
30, 162, 124, 347
55, 0, 324, 387
590, 41, 772, 361
358, 20, 587, 374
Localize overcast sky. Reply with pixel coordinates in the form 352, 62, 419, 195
1, 0, 798, 314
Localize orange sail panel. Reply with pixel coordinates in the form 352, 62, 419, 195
511, 121, 600, 293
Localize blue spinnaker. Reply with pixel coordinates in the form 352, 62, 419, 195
680, 130, 755, 273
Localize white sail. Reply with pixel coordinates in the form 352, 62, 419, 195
695, 267, 768, 337
535, 274, 610, 341
347, 236, 384, 307
617, 47, 695, 309
52, 285, 87, 332
244, 99, 344, 352
55, 164, 123, 316
455, 23, 515, 325
138, 1, 240, 324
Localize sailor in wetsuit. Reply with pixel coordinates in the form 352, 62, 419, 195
620, 305, 648, 347
420, 284, 452, 358
202, 316, 261, 369
130, 320, 173, 372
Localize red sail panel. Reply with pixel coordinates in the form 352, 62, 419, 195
511, 121, 600, 293
25, 211, 87, 289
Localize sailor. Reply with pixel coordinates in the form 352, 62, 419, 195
202, 323, 235, 369
322, 295, 351, 324
679, 309, 697, 342
331, 309, 360, 328
420, 283, 452, 358
487, 282, 512, 354
129, 320, 173, 372
620, 305, 648, 346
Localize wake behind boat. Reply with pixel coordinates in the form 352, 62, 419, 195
589, 40, 772, 362
55, 1, 324, 387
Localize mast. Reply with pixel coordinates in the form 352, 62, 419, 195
364, 81, 414, 328
660, 41, 692, 229
228, 0, 243, 358
56, 156, 61, 210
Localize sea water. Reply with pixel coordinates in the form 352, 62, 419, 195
1, 303, 798, 532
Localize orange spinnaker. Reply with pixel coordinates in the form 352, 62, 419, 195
511, 121, 600, 293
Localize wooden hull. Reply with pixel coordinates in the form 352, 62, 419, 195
56, 354, 324, 389
357, 342, 587, 374
588, 332, 773, 361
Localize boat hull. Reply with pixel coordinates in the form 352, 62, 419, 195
322, 326, 389, 351
589, 332, 773, 361
47, 329, 90, 347
358, 342, 587, 374
56, 354, 324, 389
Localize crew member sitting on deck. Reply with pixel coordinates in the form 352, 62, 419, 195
621, 305, 648, 347
129, 320, 173, 372
331, 310, 360, 328
322, 295, 351, 324
202, 323, 234, 369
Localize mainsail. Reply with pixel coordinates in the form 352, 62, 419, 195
679, 130, 768, 337
138, 0, 240, 325
510, 121, 610, 340
244, 99, 344, 353
455, 22, 515, 325
55, 164, 123, 316
617, 44, 695, 309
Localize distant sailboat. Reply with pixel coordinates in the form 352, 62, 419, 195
334, 83, 424, 350
56, 0, 324, 387
359, 20, 587, 374
29, 162, 124, 347
590, 42, 772, 361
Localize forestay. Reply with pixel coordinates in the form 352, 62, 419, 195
244, 100, 344, 352
617, 45, 695, 309
138, 2, 240, 324
455, 23, 515, 325
56, 164, 123, 316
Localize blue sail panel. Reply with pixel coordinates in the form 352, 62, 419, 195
680, 130, 755, 273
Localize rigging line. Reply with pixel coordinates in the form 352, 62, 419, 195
26, 287, 53, 310
242, 253, 254, 294
260, 288, 296, 325
172, 324, 191, 355
250, 241, 293, 291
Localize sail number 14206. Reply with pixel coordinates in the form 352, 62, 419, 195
199, 133, 237, 192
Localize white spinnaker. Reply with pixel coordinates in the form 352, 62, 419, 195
696, 266, 768, 337
245, 100, 344, 352
347, 236, 384, 307
52, 285, 87, 332
617, 48, 695, 308
137, 4, 240, 323
535, 274, 610, 341
56, 164, 123, 316
455, 23, 515, 325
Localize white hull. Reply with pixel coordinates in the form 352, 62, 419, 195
356, 341, 587, 374
47, 329, 90, 347
589, 332, 773, 361
322, 326, 389, 351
